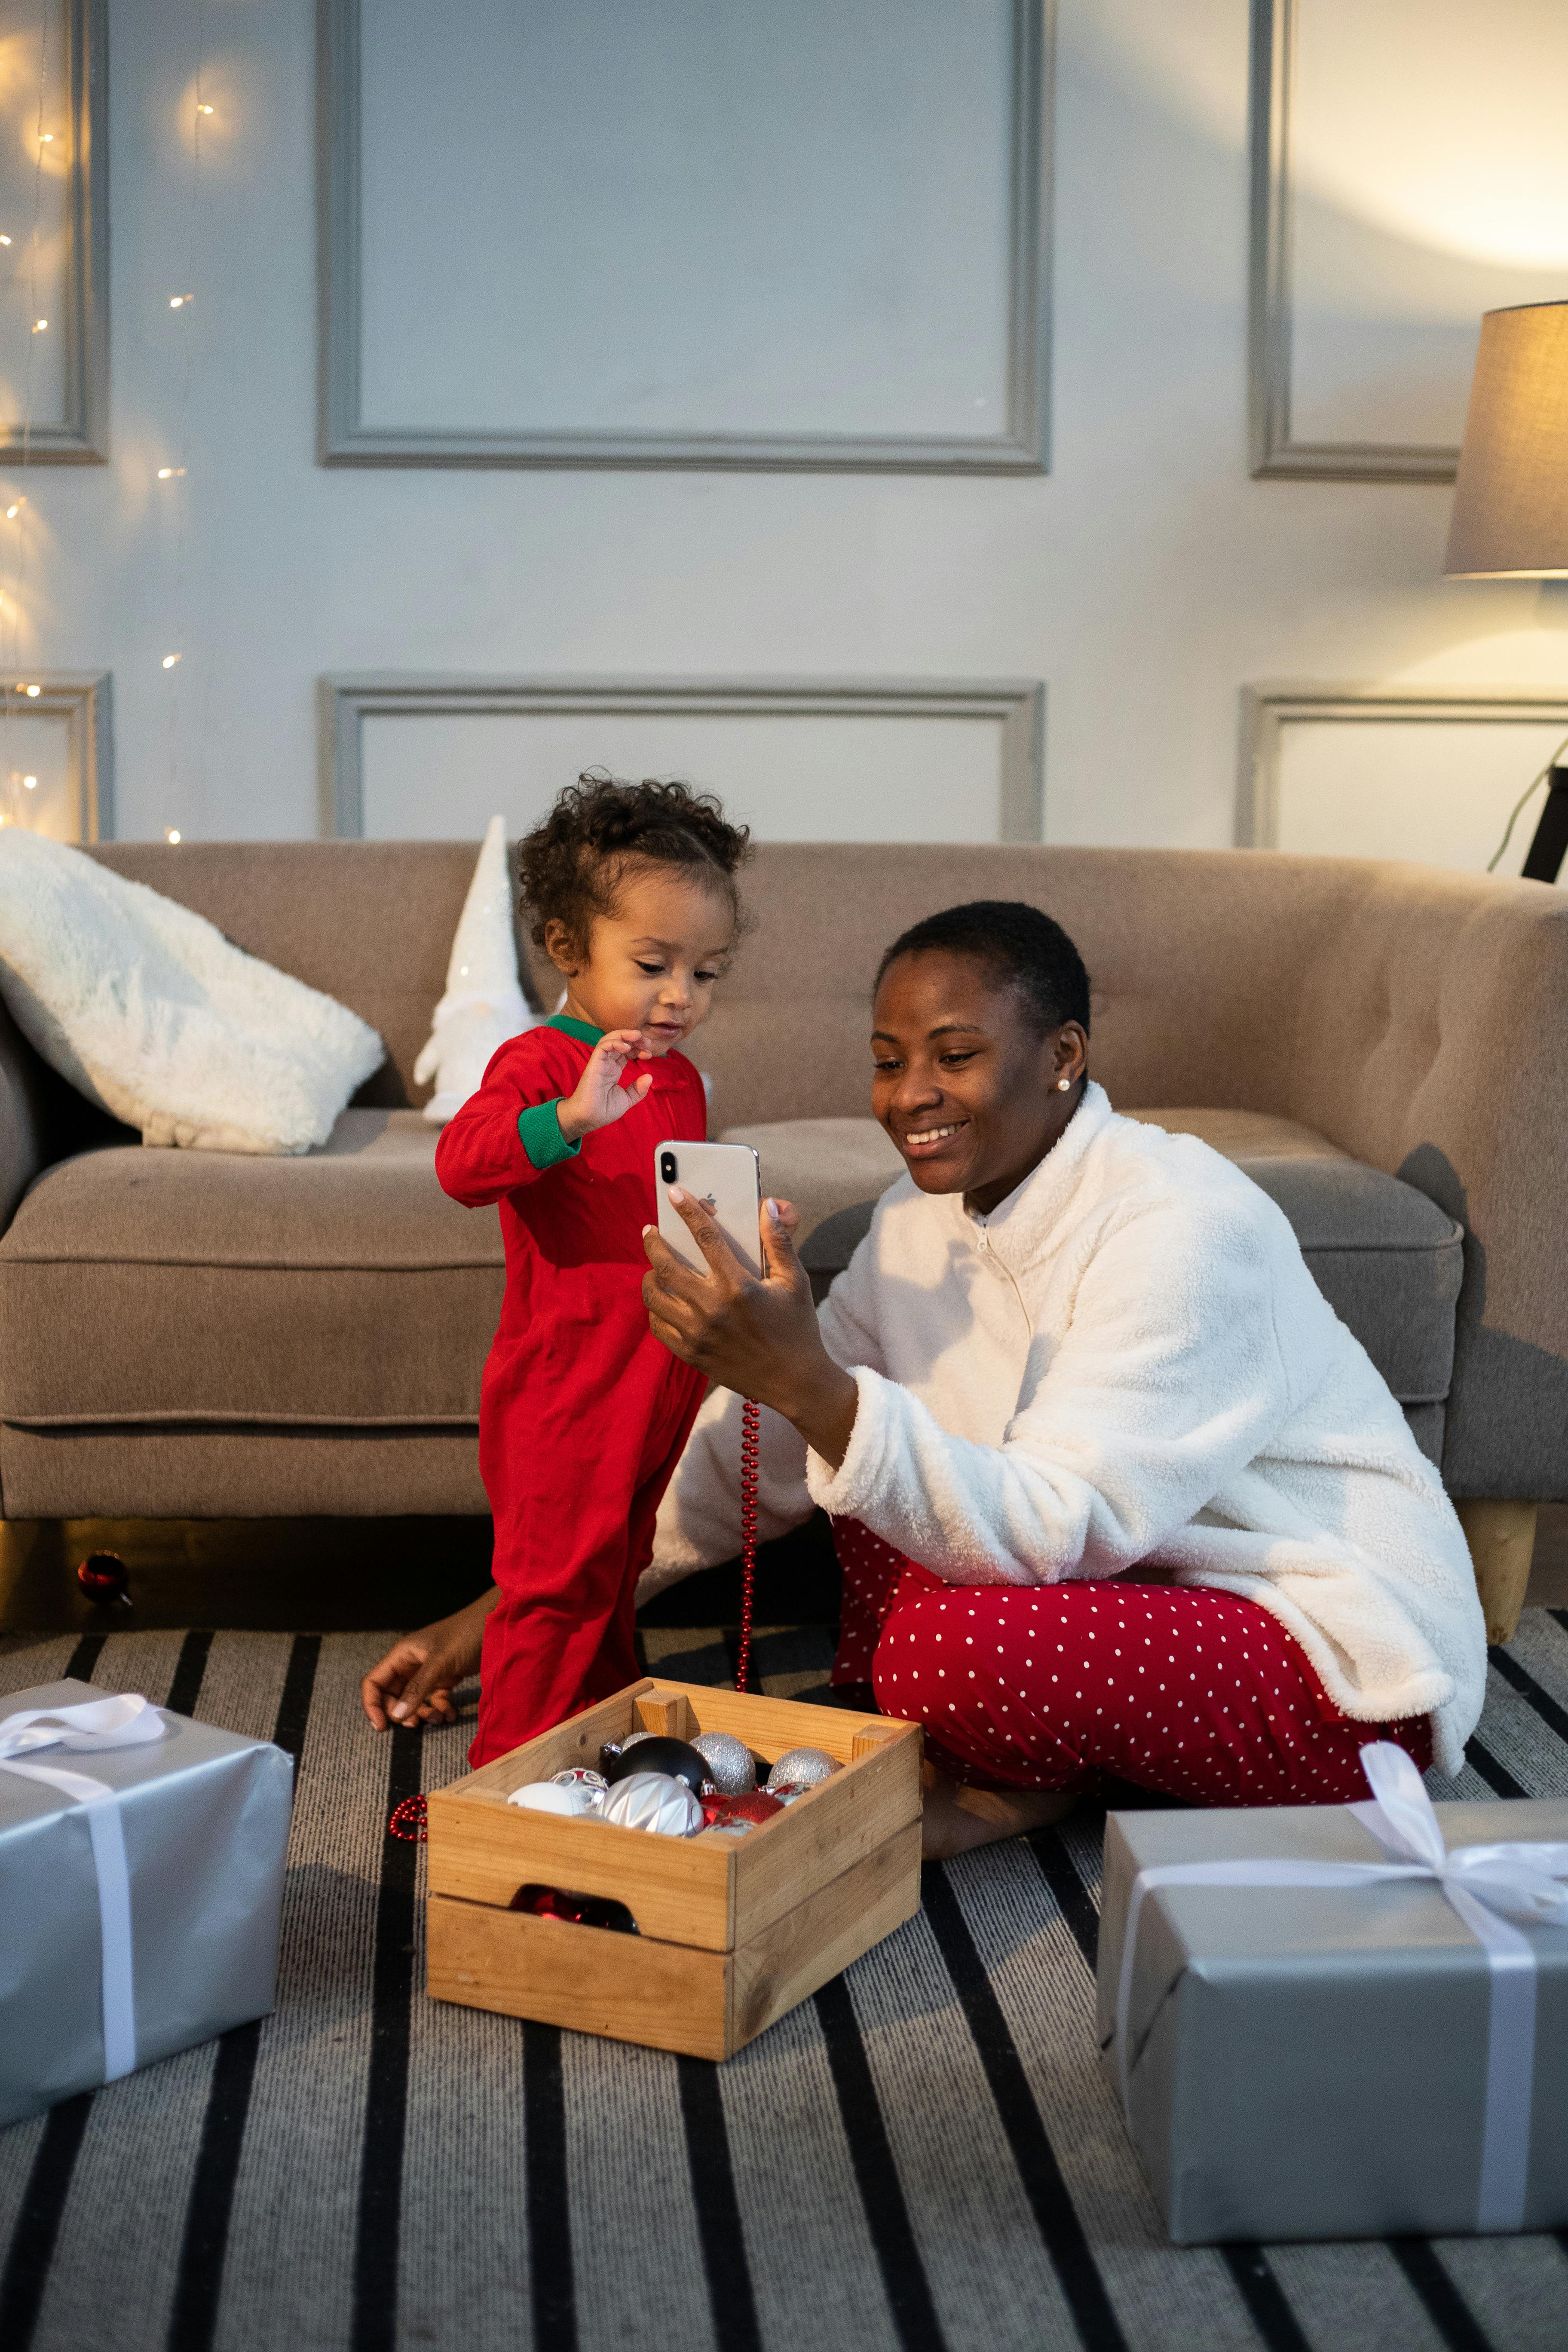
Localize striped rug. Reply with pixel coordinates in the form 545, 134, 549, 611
3, 1614, 1568, 2352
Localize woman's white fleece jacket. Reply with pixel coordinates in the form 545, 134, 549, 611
652, 1082, 1487, 1775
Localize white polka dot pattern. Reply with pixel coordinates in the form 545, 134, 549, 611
827, 1515, 1433, 1806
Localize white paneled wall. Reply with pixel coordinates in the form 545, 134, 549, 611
355, 0, 1020, 448
361, 710, 1009, 846
1, 0, 1562, 864
1285, 0, 1568, 454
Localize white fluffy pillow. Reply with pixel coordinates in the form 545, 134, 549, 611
0, 832, 385, 1155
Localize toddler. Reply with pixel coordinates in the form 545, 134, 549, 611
435, 774, 750, 1764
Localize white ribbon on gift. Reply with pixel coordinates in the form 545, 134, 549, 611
1114, 1741, 1568, 2233
0, 1694, 168, 2083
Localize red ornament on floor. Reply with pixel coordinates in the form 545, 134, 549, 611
388, 1794, 428, 1841
75, 1553, 130, 1607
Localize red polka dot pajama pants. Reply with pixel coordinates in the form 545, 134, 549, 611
830, 1517, 1432, 1805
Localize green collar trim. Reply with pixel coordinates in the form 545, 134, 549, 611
548, 1013, 603, 1046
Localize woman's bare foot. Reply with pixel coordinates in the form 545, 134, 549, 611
360, 1587, 499, 1730
919, 1764, 1075, 1859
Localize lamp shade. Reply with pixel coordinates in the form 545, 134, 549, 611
1443, 301, 1568, 578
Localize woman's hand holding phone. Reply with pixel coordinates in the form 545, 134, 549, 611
556, 1029, 653, 1142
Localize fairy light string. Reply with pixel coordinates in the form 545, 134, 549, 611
2, 0, 52, 832
163, 0, 210, 842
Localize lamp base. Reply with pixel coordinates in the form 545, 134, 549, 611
1521, 767, 1568, 884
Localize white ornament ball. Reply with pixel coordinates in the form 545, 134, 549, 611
600, 1770, 705, 1838
766, 1746, 840, 1793
508, 1779, 599, 1817
692, 1730, 756, 1794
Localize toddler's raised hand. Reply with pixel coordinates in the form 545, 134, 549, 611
557, 1028, 654, 1141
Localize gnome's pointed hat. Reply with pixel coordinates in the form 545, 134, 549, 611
413, 816, 538, 1121
441, 814, 523, 1001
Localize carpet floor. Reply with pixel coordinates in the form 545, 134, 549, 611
3, 1613, 1568, 2352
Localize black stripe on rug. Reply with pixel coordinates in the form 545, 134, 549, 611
0, 2094, 95, 2352
1220, 2245, 1312, 2352
1464, 1736, 1529, 1798
1488, 1648, 1568, 1749
523, 2023, 576, 2351
168, 1634, 321, 2352
63, 1631, 106, 1683
922, 1862, 1127, 2352
0, 1628, 217, 2351
1028, 1829, 1100, 1973
813, 1976, 948, 2352
1387, 2238, 1494, 2352
677, 2055, 761, 2352
164, 1629, 215, 1720
351, 1724, 426, 2352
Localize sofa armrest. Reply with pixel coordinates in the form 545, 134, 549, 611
1287, 870, 1568, 1501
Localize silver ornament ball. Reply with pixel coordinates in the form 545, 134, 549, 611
691, 1730, 756, 1795
600, 1770, 705, 1838
766, 1746, 840, 1793
508, 1779, 599, 1817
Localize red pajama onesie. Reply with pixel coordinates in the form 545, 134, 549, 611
435, 1014, 707, 1766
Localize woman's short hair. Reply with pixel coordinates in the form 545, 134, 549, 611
874, 900, 1091, 1035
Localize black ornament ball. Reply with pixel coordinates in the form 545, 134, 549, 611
76, 1552, 129, 1605
602, 1735, 708, 1796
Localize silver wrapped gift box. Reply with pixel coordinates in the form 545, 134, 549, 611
0, 1678, 293, 2128
1097, 1757, 1568, 2244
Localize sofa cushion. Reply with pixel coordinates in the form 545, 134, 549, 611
0, 1110, 502, 1428
789, 1108, 1463, 1409
718, 1118, 905, 1243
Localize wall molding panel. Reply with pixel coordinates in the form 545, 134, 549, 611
317, 0, 1054, 473
322, 673, 1045, 841
1239, 681, 1568, 850
0, 670, 113, 838
0, 0, 109, 463
1249, 0, 1459, 484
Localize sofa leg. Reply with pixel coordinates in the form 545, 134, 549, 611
1454, 1498, 1538, 1646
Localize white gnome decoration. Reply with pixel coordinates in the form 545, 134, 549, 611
413, 815, 539, 1125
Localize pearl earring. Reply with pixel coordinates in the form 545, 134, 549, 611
1056, 1077, 1071, 1092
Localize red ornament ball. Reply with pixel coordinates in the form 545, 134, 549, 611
76, 1552, 129, 1605
701, 1790, 784, 1828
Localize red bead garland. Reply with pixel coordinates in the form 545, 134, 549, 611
736, 1396, 760, 1694
387, 1793, 428, 1842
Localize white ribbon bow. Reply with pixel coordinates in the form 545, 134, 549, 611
0, 1694, 168, 2082
1115, 1741, 1568, 2233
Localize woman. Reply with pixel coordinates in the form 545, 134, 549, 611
364, 900, 1485, 1857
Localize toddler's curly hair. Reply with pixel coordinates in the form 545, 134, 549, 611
518, 772, 752, 956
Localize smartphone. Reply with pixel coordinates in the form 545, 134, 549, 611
654, 1140, 763, 1280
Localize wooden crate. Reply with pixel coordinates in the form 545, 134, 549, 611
426, 1677, 923, 2060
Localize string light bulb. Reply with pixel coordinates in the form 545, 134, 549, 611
196, 103, 213, 116
37, 132, 51, 144
31, 319, 45, 333
169, 295, 194, 309
0, 236, 12, 247
162, 653, 180, 669
21, 683, 38, 698
5, 502, 22, 520
165, 827, 181, 844
21, 775, 35, 790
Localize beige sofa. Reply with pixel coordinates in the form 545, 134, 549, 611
0, 840, 1562, 1635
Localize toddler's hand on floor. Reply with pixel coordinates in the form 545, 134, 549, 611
557, 1029, 654, 1141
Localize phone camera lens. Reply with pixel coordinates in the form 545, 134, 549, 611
660, 1152, 677, 1183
